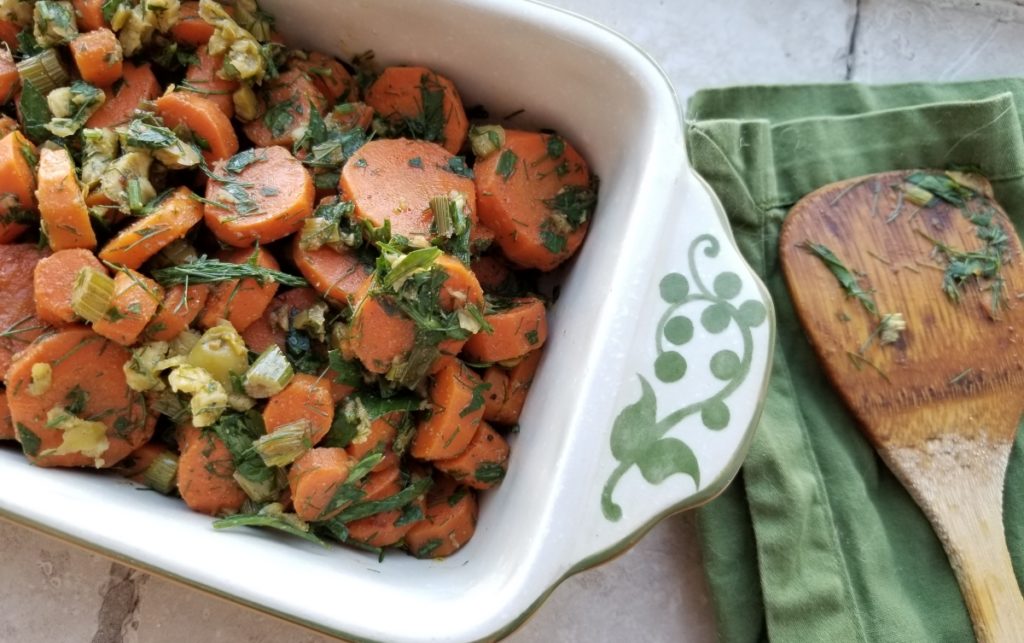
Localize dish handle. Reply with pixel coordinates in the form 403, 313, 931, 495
569, 166, 774, 567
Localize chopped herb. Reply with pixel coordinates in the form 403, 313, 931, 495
408, 157, 423, 169
445, 156, 474, 179
525, 330, 539, 345
101, 0, 128, 23
152, 252, 308, 287
327, 349, 363, 387
543, 183, 597, 230
18, 81, 51, 143
65, 385, 89, 416
394, 502, 424, 527
355, 158, 368, 168
540, 227, 567, 254
475, 462, 506, 484
447, 486, 468, 507
263, 98, 296, 138
225, 148, 267, 174
546, 135, 565, 159
314, 451, 384, 520
460, 381, 491, 418
414, 538, 443, 558
285, 327, 325, 374
949, 368, 973, 384
213, 503, 326, 547
209, 410, 274, 485
259, 186, 280, 197
333, 476, 432, 523
904, 171, 976, 207
16, 423, 41, 457
801, 241, 878, 317
496, 149, 518, 181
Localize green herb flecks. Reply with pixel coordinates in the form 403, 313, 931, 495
543, 182, 597, 230
801, 241, 878, 317
224, 148, 268, 174
151, 250, 308, 288
16, 423, 41, 457
209, 410, 274, 486
213, 503, 326, 547
475, 462, 506, 484
495, 149, 518, 181
263, 98, 297, 139
332, 476, 432, 523
445, 156, 474, 179
904, 171, 977, 207
313, 451, 384, 520
460, 381, 491, 418
546, 135, 565, 159
18, 81, 51, 143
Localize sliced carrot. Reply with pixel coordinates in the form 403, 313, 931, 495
0, 244, 49, 380
144, 283, 210, 341
356, 463, 403, 501
204, 145, 315, 246
0, 114, 19, 137
329, 102, 374, 132
263, 373, 334, 444
411, 358, 485, 460
6, 327, 154, 468
92, 268, 163, 346
347, 275, 415, 374
156, 91, 239, 164
405, 474, 477, 558
365, 66, 468, 154
240, 287, 318, 353
86, 62, 160, 128
99, 187, 203, 269
0, 391, 13, 440
36, 147, 96, 251
72, 0, 106, 30
0, 47, 18, 104
291, 233, 372, 307
474, 130, 594, 270
183, 49, 238, 118
0, 19, 19, 49
69, 28, 123, 87
33, 249, 106, 326
470, 255, 513, 293
346, 493, 426, 549
431, 254, 484, 367
242, 69, 329, 148
288, 51, 357, 103
178, 429, 247, 516
346, 411, 403, 473
462, 297, 546, 363
482, 349, 541, 425
170, 1, 215, 45
288, 447, 352, 521
0, 130, 38, 244
340, 138, 477, 242
434, 421, 509, 490
198, 245, 281, 332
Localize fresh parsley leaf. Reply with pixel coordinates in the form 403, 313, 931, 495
801, 242, 878, 317
460, 381, 491, 418
475, 462, 507, 484
445, 156, 474, 179
16, 423, 41, 457
18, 81, 51, 143
263, 98, 296, 138
225, 148, 268, 174
543, 183, 597, 229
546, 135, 565, 159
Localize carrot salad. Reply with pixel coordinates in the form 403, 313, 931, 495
0, 0, 598, 559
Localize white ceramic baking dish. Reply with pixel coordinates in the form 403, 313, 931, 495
0, 1, 774, 640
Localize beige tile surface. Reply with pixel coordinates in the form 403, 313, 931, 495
4, 0, 1020, 641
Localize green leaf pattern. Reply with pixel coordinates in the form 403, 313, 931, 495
601, 234, 767, 521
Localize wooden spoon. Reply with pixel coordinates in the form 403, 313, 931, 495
780, 170, 1024, 642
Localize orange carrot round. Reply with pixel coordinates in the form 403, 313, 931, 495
0, 131, 38, 244
411, 358, 485, 460
69, 28, 123, 87
0, 20, 20, 49
72, 0, 106, 30
365, 66, 468, 154
33, 249, 106, 326
144, 282, 210, 342
288, 447, 352, 521
99, 187, 203, 269
405, 475, 477, 558
204, 145, 314, 246
346, 412, 403, 473
461, 297, 546, 363
0, 390, 13, 440
6, 328, 154, 468
434, 421, 509, 490
240, 286, 319, 353
474, 130, 594, 270
242, 69, 328, 148
291, 234, 371, 307
183, 49, 237, 118
347, 275, 416, 374
170, 1, 215, 46
156, 91, 239, 164
178, 429, 248, 516
0, 244, 50, 379
482, 349, 541, 425
263, 373, 334, 444
91, 268, 163, 346
35, 148, 95, 253
86, 62, 160, 128
288, 51, 357, 103
0, 47, 18, 104
340, 138, 477, 242
198, 246, 281, 332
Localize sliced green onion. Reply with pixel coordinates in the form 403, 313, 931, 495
252, 419, 312, 467
16, 49, 68, 95
430, 195, 453, 237
232, 469, 281, 503
71, 267, 115, 323
141, 450, 179, 494
469, 125, 505, 159
243, 345, 294, 398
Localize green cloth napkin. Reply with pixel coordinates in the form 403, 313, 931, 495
686, 80, 1024, 643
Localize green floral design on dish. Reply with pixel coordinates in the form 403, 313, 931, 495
601, 234, 768, 521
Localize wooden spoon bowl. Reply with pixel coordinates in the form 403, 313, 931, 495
780, 170, 1024, 642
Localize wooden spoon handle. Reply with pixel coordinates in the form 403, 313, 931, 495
882, 438, 1024, 643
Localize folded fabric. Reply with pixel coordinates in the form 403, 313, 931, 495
686, 80, 1024, 643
